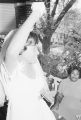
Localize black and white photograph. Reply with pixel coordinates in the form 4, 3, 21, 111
0, 0, 81, 120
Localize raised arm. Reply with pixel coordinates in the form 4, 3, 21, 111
6, 2, 46, 57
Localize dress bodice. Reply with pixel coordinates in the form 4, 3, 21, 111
0, 60, 45, 101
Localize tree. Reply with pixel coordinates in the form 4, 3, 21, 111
35, 0, 76, 54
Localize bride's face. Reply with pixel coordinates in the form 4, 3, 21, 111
22, 46, 37, 62
26, 37, 35, 46
21, 38, 38, 63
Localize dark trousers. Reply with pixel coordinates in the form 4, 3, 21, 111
0, 101, 8, 120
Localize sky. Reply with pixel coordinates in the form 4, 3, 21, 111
70, 0, 81, 12
51, 0, 81, 12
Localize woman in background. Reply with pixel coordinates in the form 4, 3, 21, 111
54, 64, 81, 120
0, 2, 56, 120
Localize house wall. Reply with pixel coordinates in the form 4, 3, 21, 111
0, 3, 16, 34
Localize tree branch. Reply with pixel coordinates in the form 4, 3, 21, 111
51, 0, 59, 18
38, 34, 43, 43
52, 0, 76, 33
45, 0, 50, 21
45, 0, 50, 13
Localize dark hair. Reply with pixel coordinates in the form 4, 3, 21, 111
27, 32, 38, 44
67, 64, 81, 78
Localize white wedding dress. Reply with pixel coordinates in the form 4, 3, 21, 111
0, 59, 55, 120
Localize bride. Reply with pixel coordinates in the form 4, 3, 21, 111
0, 2, 56, 120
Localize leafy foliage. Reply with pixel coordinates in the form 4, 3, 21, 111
38, 9, 81, 78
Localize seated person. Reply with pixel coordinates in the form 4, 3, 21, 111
47, 74, 61, 91
41, 74, 61, 108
